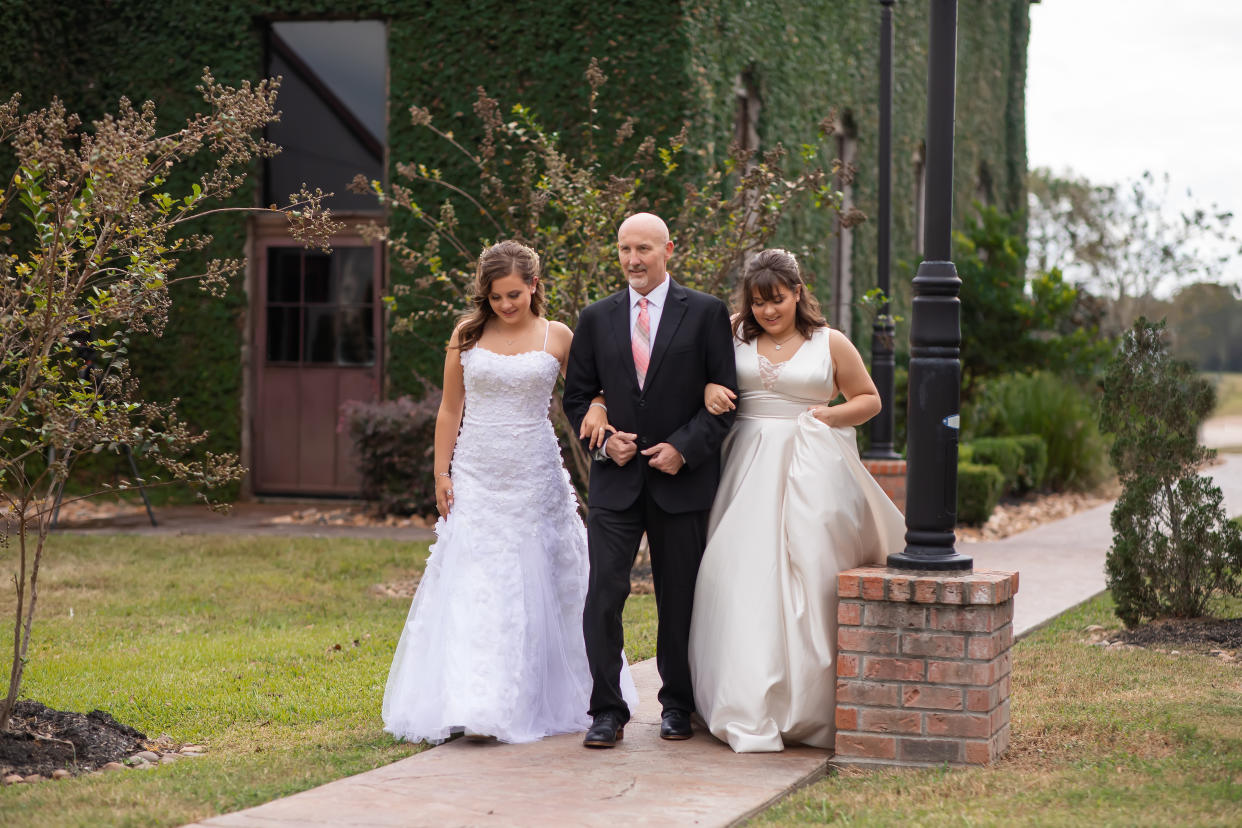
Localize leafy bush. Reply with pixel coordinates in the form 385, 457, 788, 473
343, 394, 442, 517
1010, 434, 1049, 493
968, 371, 1110, 491
957, 462, 1005, 525
965, 438, 1024, 493
1100, 318, 1242, 626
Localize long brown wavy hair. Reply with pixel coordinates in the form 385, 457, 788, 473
731, 248, 827, 343
455, 240, 545, 350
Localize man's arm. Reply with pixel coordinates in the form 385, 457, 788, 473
664, 299, 738, 468
562, 307, 602, 451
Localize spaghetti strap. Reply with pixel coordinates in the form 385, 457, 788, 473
541, 319, 552, 352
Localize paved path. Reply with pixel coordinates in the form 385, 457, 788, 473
161, 449, 1241, 827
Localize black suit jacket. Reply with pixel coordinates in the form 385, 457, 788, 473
564, 280, 738, 514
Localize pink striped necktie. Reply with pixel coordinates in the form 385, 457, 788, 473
633, 297, 651, 389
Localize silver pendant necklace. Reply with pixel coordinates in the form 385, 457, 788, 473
771, 331, 800, 351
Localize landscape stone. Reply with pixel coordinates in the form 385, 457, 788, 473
135, 750, 161, 763
22, 774, 45, 783
101, 762, 125, 772
181, 744, 206, 754
52, 769, 71, 780
3, 774, 23, 785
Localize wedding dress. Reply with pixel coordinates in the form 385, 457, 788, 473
383, 331, 636, 744
688, 326, 905, 752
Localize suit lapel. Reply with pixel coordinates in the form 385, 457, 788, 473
607, 290, 641, 395
643, 280, 686, 392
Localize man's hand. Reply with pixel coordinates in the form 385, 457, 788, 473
641, 442, 685, 475
605, 431, 638, 466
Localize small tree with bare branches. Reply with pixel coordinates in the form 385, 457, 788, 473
0, 71, 338, 729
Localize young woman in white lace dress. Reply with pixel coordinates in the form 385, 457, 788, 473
382, 240, 635, 745
691, 249, 906, 752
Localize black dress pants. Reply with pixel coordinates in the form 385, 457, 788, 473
584, 489, 709, 722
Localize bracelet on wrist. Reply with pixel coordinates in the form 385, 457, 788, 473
437, 472, 451, 478
589, 402, 607, 412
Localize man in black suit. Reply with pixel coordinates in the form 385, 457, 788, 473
564, 212, 737, 748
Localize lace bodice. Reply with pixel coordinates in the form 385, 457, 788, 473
460, 347, 560, 426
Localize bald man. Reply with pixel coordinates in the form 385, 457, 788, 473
564, 212, 738, 748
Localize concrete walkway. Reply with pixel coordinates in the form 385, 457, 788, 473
163, 448, 1240, 827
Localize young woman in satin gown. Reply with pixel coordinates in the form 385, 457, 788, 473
689, 249, 906, 753
382, 240, 635, 745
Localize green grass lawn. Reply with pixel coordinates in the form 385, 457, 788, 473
0, 533, 657, 827
753, 593, 1242, 826
1207, 372, 1242, 418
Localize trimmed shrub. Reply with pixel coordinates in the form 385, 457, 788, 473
965, 437, 1023, 493
968, 371, 1110, 491
343, 393, 442, 517
1101, 318, 1242, 626
1010, 434, 1049, 492
957, 462, 1005, 526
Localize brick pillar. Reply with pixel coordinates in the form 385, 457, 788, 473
862, 459, 907, 514
834, 565, 1018, 768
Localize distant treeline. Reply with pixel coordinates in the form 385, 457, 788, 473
1147, 282, 1242, 372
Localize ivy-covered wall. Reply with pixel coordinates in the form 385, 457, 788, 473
1, 0, 1029, 486
685, 0, 1030, 340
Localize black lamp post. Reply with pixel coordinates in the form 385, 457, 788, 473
887, 0, 972, 571
864, 0, 900, 461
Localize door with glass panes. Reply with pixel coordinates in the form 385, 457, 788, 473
253, 242, 380, 495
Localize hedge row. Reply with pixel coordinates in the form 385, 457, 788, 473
957, 433, 1049, 526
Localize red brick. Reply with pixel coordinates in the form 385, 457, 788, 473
858, 709, 921, 734
902, 684, 963, 711
989, 698, 1011, 735
864, 603, 927, 629
1011, 571, 1020, 595
839, 628, 899, 655
964, 739, 993, 765
902, 632, 966, 658
992, 651, 1012, 682
940, 580, 966, 605
835, 706, 858, 731
967, 578, 998, 605
838, 573, 862, 599
863, 656, 925, 681
967, 625, 1012, 660
898, 737, 962, 764
887, 575, 913, 602
929, 606, 1000, 633
913, 578, 938, 603
925, 712, 991, 739
837, 653, 859, 678
836, 732, 896, 760
965, 686, 1000, 713
998, 600, 1015, 624
861, 575, 887, 601
838, 601, 863, 626
927, 660, 990, 686
836, 680, 900, 707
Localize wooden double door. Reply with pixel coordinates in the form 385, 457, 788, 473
252, 239, 382, 496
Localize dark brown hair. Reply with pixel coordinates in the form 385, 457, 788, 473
730, 248, 827, 343
455, 240, 545, 350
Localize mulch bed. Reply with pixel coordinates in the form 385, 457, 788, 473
0, 701, 146, 778
1115, 616, 1242, 654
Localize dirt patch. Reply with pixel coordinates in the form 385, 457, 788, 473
270, 505, 436, 530
0, 701, 146, 777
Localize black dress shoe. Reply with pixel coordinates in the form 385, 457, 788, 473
660, 709, 692, 740
583, 713, 625, 749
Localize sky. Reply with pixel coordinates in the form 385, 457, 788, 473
1026, 0, 1242, 283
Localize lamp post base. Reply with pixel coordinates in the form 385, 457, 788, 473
887, 550, 973, 571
